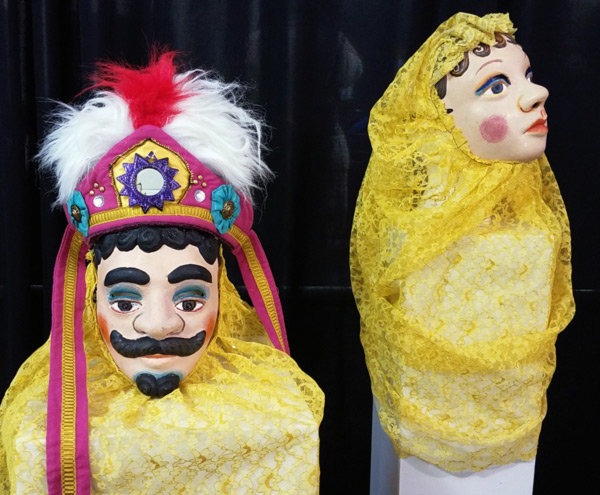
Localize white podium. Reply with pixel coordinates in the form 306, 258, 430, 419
370, 405, 536, 495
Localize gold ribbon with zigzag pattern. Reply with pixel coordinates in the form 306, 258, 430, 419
61, 231, 82, 494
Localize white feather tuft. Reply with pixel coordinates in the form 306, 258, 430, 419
164, 70, 272, 202
38, 93, 134, 205
38, 69, 271, 207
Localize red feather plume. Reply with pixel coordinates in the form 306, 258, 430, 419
88, 50, 187, 129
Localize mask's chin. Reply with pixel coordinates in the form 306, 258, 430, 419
134, 371, 184, 398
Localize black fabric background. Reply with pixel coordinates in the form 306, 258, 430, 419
1, 1, 598, 493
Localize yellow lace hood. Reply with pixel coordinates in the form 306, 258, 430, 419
350, 12, 574, 471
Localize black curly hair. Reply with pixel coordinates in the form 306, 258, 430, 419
93, 225, 220, 267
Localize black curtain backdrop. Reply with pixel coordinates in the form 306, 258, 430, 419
1, 1, 598, 493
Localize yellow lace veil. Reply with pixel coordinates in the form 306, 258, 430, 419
0, 252, 324, 493
350, 12, 574, 471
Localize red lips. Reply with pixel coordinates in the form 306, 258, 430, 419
526, 118, 548, 134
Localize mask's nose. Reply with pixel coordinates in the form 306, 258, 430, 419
133, 303, 184, 339
518, 83, 549, 113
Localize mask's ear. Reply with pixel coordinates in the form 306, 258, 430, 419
434, 76, 447, 100
85, 250, 98, 309
434, 76, 454, 114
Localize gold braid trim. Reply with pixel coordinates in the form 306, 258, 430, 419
89, 204, 213, 226
228, 225, 284, 350
61, 231, 82, 494
89, 206, 284, 350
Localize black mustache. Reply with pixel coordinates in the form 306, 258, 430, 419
110, 330, 206, 358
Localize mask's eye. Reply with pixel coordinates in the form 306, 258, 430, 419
526, 67, 533, 81
108, 287, 142, 314
475, 74, 511, 96
483, 82, 508, 95
110, 300, 142, 314
173, 286, 208, 313
175, 300, 205, 312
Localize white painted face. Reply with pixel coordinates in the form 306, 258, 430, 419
441, 39, 549, 162
96, 244, 219, 392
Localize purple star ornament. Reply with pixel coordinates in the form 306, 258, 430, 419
117, 152, 180, 212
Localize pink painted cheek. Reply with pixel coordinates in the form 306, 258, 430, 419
479, 115, 508, 143
203, 314, 218, 342
97, 314, 111, 342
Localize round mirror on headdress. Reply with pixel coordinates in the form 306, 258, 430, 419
136, 166, 165, 195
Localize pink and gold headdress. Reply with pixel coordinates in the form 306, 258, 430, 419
39, 52, 288, 494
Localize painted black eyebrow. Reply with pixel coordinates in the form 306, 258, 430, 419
104, 267, 150, 287
167, 264, 212, 284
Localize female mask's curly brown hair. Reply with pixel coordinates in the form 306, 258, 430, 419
434, 33, 517, 100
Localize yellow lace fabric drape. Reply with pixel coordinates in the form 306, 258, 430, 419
0, 256, 324, 494
350, 13, 574, 472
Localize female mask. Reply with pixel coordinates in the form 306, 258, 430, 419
351, 13, 573, 472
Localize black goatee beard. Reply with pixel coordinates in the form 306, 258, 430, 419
135, 372, 181, 398
108, 330, 207, 398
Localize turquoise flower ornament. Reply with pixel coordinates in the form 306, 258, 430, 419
211, 185, 241, 234
67, 190, 90, 237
